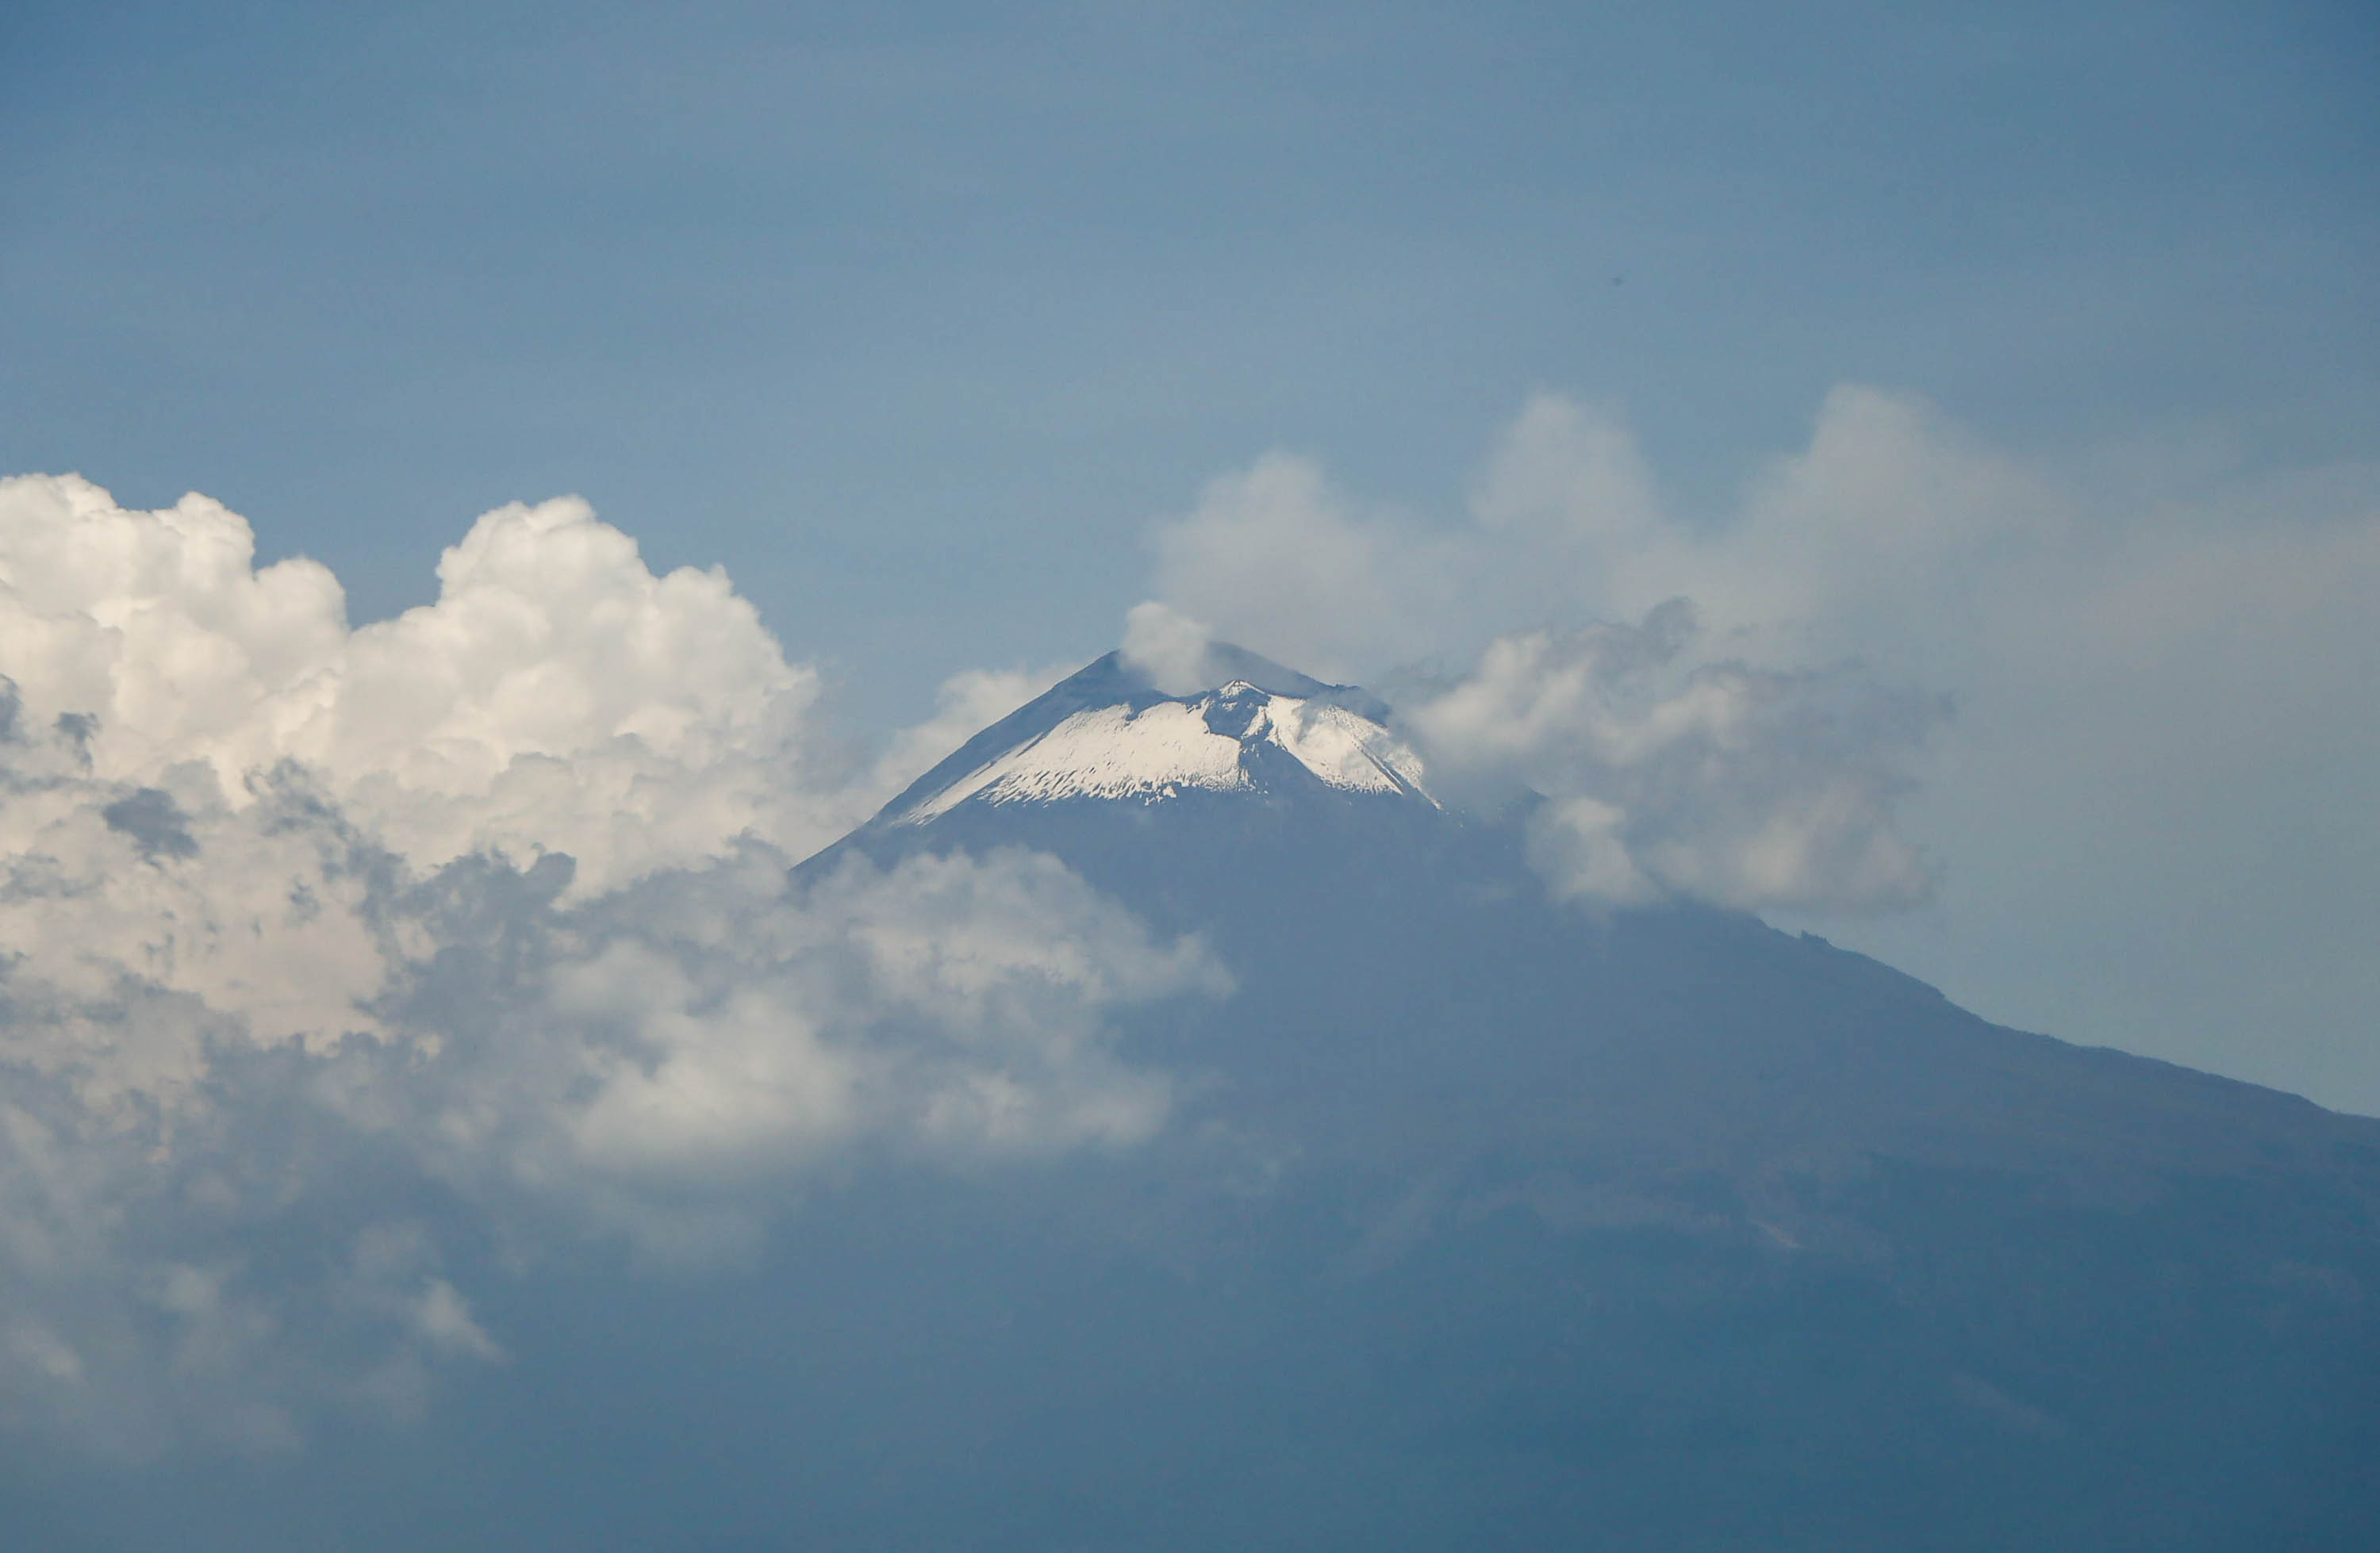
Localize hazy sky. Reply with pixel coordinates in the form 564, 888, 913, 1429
4, 0, 2377, 1109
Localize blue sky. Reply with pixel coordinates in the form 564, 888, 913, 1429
3, 0, 2378, 1108
8, 1, 2371, 664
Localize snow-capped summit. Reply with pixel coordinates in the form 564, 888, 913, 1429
877, 646, 1435, 827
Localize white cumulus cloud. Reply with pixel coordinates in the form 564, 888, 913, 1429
0, 475, 843, 897
0, 477, 1226, 1455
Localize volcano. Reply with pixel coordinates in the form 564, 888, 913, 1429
68, 648, 2370, 1553
778, 646, 2380, 1551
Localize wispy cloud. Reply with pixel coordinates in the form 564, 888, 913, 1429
1131, 385, 2380, 939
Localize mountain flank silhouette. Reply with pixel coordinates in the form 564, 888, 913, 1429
783, 646, 2380, 1551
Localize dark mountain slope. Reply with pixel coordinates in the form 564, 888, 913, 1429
816, 650, 2377, 1191
770, 647, 2380, 1551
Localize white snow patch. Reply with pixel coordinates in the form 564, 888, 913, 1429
905, 701, 1248, 819
899, 686, 1435, 823
1254, 696, 1433, 800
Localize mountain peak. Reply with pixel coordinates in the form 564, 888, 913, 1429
875, 647, 1433, 829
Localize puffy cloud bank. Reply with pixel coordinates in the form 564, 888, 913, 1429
1127, 399, 1960, 915
1132, 387, 2380, 923
0, 477, 1215, 1455
1132, 386, 2380, 1106
0, 477, 843, 898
